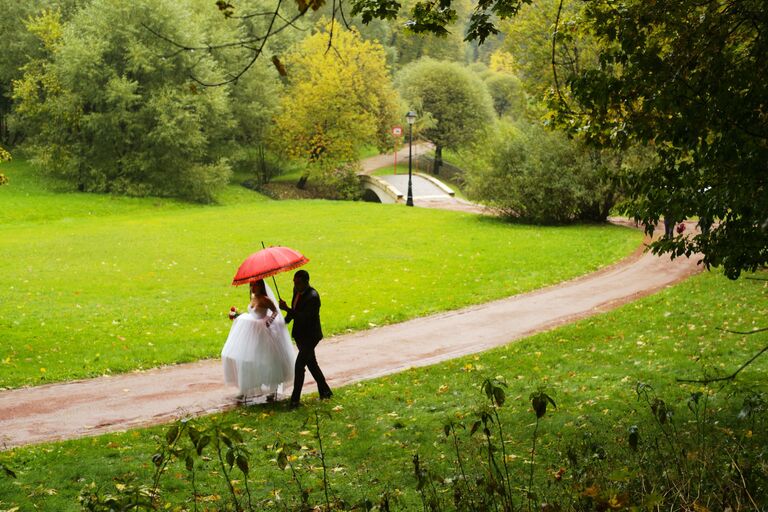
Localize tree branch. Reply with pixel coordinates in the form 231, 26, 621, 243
715, 326, 768, 335
550, 0, 571, 112
677, 329, 768, 384
142, 0, 311, 86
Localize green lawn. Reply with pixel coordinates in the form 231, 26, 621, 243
1, 270, 765, 511
0, 160, 641, 388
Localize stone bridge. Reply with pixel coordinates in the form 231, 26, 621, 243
359, 172, 456, 204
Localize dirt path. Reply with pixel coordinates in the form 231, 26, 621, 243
0, 222, 702, 448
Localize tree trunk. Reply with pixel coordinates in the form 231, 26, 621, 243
296, 174, 309, 189
433, 145, 443, 175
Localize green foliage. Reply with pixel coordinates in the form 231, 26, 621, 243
497, 0, 599, 100
11, 0, 238, 202
351, 0, 767, 279
552, 0, 768, 279
483, 71, 526, 118
466, 119, 615, 224
396, 57, 494, 174
0, 0, 83, 145
272, 21, 401, 195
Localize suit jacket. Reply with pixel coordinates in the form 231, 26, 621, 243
284, 286, 323, 345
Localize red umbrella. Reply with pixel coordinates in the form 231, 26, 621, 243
232, 246, 309, 286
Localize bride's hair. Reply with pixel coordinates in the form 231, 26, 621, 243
250, 279, 267, 296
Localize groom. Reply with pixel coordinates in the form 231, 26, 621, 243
279, 270, 332, 408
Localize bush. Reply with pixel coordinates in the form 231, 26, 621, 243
12, 2, 238, 203
466, 120, 620, 224
314, 161, 363, 201
232, 145, 288, 188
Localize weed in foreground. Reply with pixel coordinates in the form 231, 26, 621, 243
73, 378, 767, 511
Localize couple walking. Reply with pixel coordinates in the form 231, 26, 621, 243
221, 270, 332, 408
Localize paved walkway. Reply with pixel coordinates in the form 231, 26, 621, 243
361, 143, 489, 212
0, 222, 702, 448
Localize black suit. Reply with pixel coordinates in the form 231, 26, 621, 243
284, 286, 331, 403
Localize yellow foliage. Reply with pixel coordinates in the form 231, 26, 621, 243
272, 21, 401, 167
25, 9, 63, 51
489, 50, 517, 73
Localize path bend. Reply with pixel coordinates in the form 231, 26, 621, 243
0, 222, 702, 449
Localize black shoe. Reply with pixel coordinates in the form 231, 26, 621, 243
288, 401, 301, 410
319, 391, 333, 400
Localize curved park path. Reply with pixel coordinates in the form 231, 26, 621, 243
0, 151, 703, 448
0, 223, 701, 448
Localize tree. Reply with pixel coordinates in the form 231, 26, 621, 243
396, 57, 494, 174
0, 0, 83, 145
465, 118, 625, 223
556, 0, 768, 279
484, 71, 526, 118
353, 0, 767, 279
12, 0, 237, 202
271, 21, 401, 197
496, 0, 598, 99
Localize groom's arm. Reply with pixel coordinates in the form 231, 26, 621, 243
279, 298, 294, 324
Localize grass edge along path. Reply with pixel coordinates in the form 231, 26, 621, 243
1, 159, 641, 389
0, 269, 765, 511
0, 226, 699, 447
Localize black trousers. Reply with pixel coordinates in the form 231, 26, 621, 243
291, 340, 331, 403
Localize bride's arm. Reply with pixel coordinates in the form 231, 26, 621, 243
258, 295, 280, 327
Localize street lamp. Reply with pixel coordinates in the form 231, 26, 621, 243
405, 110, 417, 207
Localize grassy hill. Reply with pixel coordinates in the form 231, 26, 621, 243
0, 159, 641, 388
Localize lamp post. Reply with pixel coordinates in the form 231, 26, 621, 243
405, 110, 417, 207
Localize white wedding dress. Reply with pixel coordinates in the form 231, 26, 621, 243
221, 285, 296, 398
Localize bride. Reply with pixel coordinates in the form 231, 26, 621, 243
221, 279, 297, 402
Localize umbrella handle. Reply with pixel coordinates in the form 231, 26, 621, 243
261, 241, 282, 301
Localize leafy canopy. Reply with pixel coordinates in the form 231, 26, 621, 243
352, 0, 767, 279
272, 21, 401, 196
12, 0, 237, 202
396, 57, 494, 172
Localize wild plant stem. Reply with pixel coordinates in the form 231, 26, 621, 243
151, 423, 184, 504
215, 442, 240, 511
528, 417, 539, 512
450, 426, 474, 510
314, 412, 332, 511
244, 467, 254, 512
493, 407, 514, 506
190, 466, 198, 512
484, 420, 509, 511
287, 459, 305, 504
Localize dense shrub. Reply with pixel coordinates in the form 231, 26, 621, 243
465, 119, 622, 224
10, 1, 253, 203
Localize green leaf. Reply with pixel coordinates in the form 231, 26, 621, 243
165, 424, 180, 445
277, 451, 288, 471
196, 435, 211, 455
236, 454, 249, 475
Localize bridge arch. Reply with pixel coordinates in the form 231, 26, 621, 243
358, 175, 403, 204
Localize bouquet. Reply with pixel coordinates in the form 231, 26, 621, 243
228, 306, 240, 321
